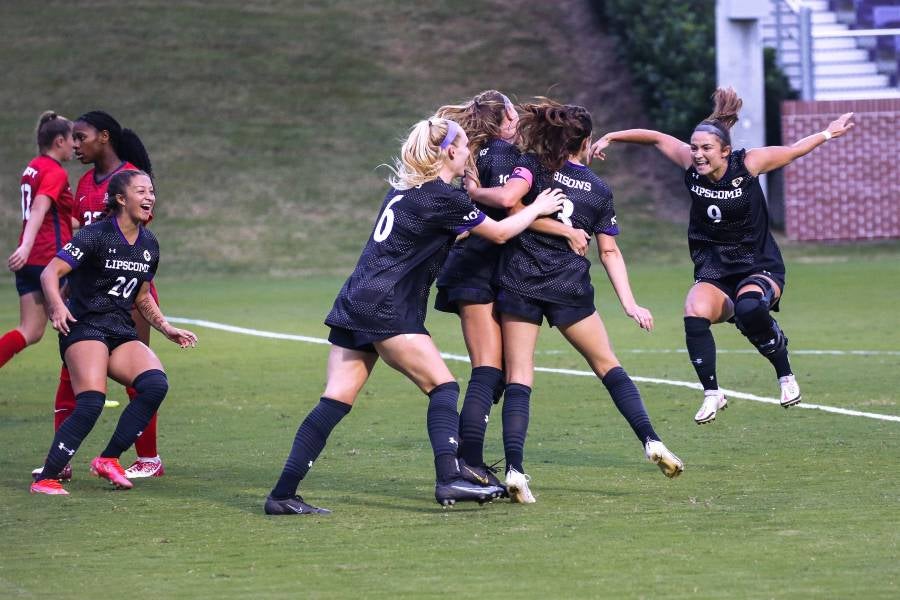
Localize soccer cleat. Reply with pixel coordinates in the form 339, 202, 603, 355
434, 478, 504, 507
505, 468, 536, 504
779, 375, 801, 408
694, 390, 728, 424
645, 439, 684, 479
124, 457, 165, 479
31, 463, 73, 482
90, 456, 133, 489
30, 478, 69, 495
264, 495, 331, 515
459, 460, 508, 497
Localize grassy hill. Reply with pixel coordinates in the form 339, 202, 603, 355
1, 0, 897, 278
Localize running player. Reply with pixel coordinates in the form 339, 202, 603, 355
433, 91, 590, 490
470, 99, 684, 503
592, 87, 854, 424
30, 170, 197, 496
264, 117, 566, 515
1, 112, 74, 370
34, 111, 166, 482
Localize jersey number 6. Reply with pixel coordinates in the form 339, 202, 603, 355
374, 195, 404, 242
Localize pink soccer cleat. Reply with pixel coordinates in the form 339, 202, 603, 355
90, 456, 133, 489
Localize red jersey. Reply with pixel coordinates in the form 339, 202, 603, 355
74, 161, 139, 227
19, 155, 74, 266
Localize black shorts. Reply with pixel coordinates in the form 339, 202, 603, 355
696, 270, 786, 311
327, 324, 429, 354
14, 265, 66, 297
59, 320, 140, 363
495, 288, 594, 328
434, 237, 502, 314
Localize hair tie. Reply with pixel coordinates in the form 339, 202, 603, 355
439, 120, 460, 150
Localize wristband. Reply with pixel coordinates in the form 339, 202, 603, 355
821, 130, 832, 141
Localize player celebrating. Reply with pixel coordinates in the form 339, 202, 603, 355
34, 111, 166, 482
264, 117, 566, 515
1, 112, 74, 370
30, 170, 196, 495
592, 87, 854, 424
433, 91, 590, 490
470, 99, 684, 503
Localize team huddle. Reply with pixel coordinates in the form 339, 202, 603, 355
3, 90, 854, 510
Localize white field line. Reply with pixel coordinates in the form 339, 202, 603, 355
536, 348, 900, 357
167, 317, 900, 424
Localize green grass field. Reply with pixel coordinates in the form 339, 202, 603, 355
2, 259, 898, 599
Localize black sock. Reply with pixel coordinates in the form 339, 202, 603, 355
41, 391, 105, 479
270, 397, 351, 499
602, 367, 659, 444
770, 350, 793, 379
502, 383, 531, 474
101, 370, 168, 458
427, 382, 462, 483
458, 366, 503, 467
684, 317, 718, 391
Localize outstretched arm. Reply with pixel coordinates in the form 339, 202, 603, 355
596, 233, 653, 331
134, 283, 198, 348
470, 188, 566, 244
592, 129, 693, 169
745, 112, 855, 175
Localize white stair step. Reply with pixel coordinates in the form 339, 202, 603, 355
815, 74, 891, 89
781, 62, 878, 77
816, 88, 900, 100
776, 48, 871, 63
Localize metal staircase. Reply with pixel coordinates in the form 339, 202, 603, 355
762, 0, 900, 99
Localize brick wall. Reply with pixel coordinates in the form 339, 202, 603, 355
781, 98, 900, 241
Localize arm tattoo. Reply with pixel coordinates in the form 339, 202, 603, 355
136, 295, 168, 332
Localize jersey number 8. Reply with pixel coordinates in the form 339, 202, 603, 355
108, 276, 139, 299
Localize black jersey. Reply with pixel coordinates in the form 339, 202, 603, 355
326, 179, 485, 335
435, 139, 520, 306
684, 149, 785, 280
57, 218, 159, 329
498, 154, 618, 306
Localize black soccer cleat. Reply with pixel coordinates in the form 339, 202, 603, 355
434, 478, 505, 507
264, 494, 332, 515
459, 461, 508, 498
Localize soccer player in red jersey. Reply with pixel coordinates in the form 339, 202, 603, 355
1, 112, 75, 370
34, 111, 166, 481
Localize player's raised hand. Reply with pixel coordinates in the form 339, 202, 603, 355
590, 136, 611, 161
626, 304, 654, 332
48, 303, 76, 335
533, 188, 567, 216
827, 112, 855, 139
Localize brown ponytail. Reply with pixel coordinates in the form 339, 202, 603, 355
517, 98, 592, 172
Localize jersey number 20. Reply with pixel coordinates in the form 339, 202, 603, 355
108, 276, 139, 299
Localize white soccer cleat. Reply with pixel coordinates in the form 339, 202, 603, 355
124, 457, 165, 478
505, 468, 536, 504
694, 390, 727, 424
779, 375, 801, 408
644, 440, 684, 479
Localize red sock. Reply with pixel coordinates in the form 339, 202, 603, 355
54, 365, 76, 430
127, 386, 159, 458
0, 329, 27, 369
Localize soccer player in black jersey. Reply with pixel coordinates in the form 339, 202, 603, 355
264, 117, 566, 514
470, 99, 684, 503
593, 87, 854, 424
30, 170, 197, 495
433, 91, 590, 491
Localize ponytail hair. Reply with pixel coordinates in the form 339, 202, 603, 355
517, 98, 592, 172
386, 117, 461, 190
104, 169, 150, 215
77, 111, 153, 177
694, 87, 743, 147
35, 111, 73, 153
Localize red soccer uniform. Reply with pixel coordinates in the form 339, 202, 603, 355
19, 155, 74, 266
74, 160, 139, 227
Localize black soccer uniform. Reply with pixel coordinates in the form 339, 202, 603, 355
685, 149, 786, 301
56, 218, 159, 359
496, 154, 618, 327
434, 138, 521, 313
325, 180, 485, 351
